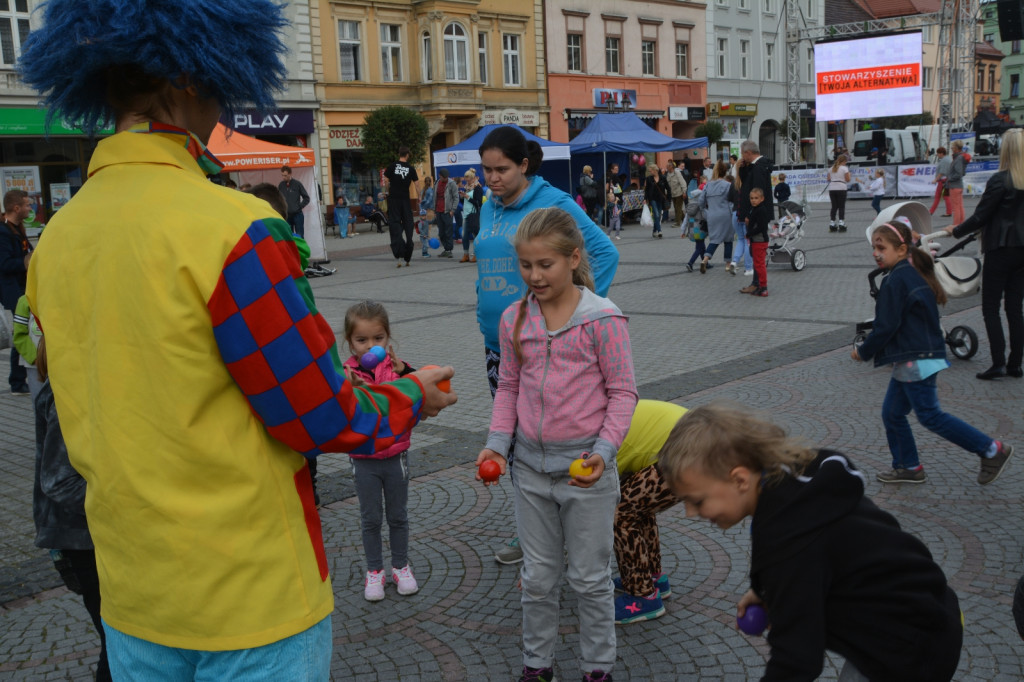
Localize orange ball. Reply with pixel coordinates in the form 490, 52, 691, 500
419, 364, 451, 393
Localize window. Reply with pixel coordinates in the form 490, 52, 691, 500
675, 42, 689, 78
567, 33, 583, 72
765, 42, 774, 81
1011, 74, 1020, 98
478, 32, 488, 84
984, 32, 995, 44
739, 0, 748, 8
642, 40, 656, 76
444, 22, 469, 81
606, 36, 621, 74
380, 24, 402, 82
806, 0, 814, 17
0, 0, 30, 67
716, 0, 728, 5
502, 34, 521, 86
922, 66, 933, 89
921, 26, 932, 43
764, 0, 773, 12
1014, 40, 1021, 54
338, 20, 362, 81
421, 32, 433, 81
717, 37, 728, 78
806, 47, 814, 83
740, 40, 749, 78
977, 66, 985, 88
989, 66, 996, 92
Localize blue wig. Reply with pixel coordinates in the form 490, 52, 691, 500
18, 0, 289, 136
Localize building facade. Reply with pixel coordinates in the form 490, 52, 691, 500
706, 0, 825, 164
313, 0, 548, 204
543, 0, 708, 171
982, 0, 1024, 124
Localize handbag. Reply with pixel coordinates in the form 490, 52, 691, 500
689, 220, 707, 241
640, 204, 654, 229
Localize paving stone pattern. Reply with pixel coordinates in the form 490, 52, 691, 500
2, 198, 1023, 680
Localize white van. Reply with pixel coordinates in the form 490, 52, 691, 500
850, 129, 924, 164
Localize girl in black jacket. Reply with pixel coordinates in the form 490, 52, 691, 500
643, 165, 670, 238
658, 403, 963, 682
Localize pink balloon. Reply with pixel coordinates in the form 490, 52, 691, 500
637, 156, 646, 166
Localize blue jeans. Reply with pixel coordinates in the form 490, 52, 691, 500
649, 200, 663, 234
871, 195, 882, 214
436, 212, 454, 251
287, 211, 305, 239
881, 374, 992, 470
731, 213, 752, 270
350, 453, 410, 572
104, 616, 331, 682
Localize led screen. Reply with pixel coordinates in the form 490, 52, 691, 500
814, 32, 923, 120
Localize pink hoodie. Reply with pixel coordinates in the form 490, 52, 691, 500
485, 287, 638, 473
342, 354, 413, 459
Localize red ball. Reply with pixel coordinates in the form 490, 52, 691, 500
479, 460, 501, 483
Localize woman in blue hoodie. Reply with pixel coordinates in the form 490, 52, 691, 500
475, 126, 620, 566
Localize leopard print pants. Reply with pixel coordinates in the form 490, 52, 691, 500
614, 463, 681, 596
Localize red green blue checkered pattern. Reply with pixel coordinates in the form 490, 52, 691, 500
208, 218, 422, 457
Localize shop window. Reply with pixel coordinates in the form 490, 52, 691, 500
444, 22, 469, 82
381, 24, 402, 82
503, 34, 521, 86
0, 0, 30, 67
338, 20, 361, 82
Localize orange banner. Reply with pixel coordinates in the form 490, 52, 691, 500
816, 63, 920, 95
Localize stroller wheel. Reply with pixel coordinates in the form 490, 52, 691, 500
947, 325, 978, 360
790, 249, 806, 271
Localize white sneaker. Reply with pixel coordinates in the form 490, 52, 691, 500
391, 565, 419, 595
364, 570, 386, 601
744, 269, 755, 276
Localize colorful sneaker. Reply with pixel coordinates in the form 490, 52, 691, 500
979, 441, 1013, 485
495, 537, 524, 565
654, 573, 671, 599
364, 569, 386, 601
583, 672, 613, 682
391, 565, 419, 595
876, 467, 926, 484
753, 287, 769, 297
519, 666, 555, 682
615, 592, 665, 624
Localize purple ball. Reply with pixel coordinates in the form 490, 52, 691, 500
360, 345, 387, 370
737, 604, 767, 635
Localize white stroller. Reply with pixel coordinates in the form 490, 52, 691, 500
766, 199, 807, 271
853, 201, 981, 360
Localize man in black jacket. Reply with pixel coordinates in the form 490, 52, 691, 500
278, 165, 310, 238
0, 189, 32, 394
735, 140, 774, 224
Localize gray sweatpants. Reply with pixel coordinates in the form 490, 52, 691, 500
350, 453, 410, 572
513, 458, 619, 674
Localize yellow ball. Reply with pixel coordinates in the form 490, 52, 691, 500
569, 458, 593, 478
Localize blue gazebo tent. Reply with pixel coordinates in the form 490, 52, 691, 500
431, 124, 572, 194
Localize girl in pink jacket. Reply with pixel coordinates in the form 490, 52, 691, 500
477, 207, 638, 682
342, 301, 421, 602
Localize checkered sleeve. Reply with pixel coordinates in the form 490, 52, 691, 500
207, 217, 424, 457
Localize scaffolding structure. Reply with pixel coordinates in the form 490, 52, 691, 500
783, 0, 978, 163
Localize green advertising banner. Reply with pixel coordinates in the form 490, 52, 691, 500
0, 108, 112, 136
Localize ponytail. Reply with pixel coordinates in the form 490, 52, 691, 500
908, 246, 948, 306
525, 140, 543, 176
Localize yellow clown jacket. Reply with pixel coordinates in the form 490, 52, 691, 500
27, 128, 426, 650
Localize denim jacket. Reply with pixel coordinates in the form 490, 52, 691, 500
856, 260, 946, 367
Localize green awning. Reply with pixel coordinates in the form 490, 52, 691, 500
0, 108, 113, 136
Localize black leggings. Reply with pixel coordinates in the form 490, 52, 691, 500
829, 189, 847, 221
980, 246, 1024, 370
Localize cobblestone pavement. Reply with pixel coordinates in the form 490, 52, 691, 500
3, 197, 1023, 680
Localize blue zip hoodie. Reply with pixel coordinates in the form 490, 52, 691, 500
475, 175, 619, 351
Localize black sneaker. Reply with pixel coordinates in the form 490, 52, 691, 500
876, 468, 926, 484
979, 442, 1013, 485
10, 385, 29, 395
519, 666, 555, 682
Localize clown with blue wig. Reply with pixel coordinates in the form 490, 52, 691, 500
19, 1, 456, 678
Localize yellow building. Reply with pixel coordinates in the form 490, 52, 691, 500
312, 0, 548, 205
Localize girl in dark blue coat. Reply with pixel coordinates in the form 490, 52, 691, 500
852, 221, 1012, 485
